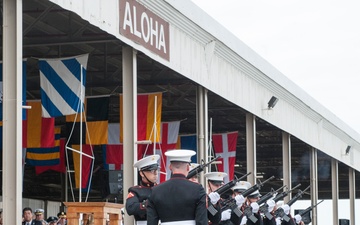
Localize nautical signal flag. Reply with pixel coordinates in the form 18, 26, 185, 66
39, 54, 88, 118
119, 92, 162, 143
26, 127, 62, 166
23, 101, 55, 148
102, 123, 123, 170
138, 121, 180, 183
212, 131, 238, 183
66, 96, 109, 145
102, 144, 123, 171
176, 134, 197, 163
72, 144, 94, 191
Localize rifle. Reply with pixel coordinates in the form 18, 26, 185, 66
260, 183, 301, 220
274, 185, 311, 222
299, 200, 324, 217
287, 185, 310, 206
186, 155, 221, 179
215, 172, 252, 195
207, 172, 251, 216
237, 176, 275, 223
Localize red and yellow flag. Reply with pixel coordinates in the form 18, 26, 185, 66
23, 101, 55, 148
119, 93, 162, 143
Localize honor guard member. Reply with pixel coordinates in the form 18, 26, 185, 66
22, 207, 43, 225
206, 172, 243, 225
188, 163, 200, 183
147, 150, 208, 225
232, 181, 251, 225
204, 172, 227, 225
262, 199, 277, 225
126, 155, 160, 225
243, 189, 263, 225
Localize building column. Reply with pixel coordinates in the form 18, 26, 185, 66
2, 0, 23, 224
196, 86, 208, 187
310, 147, 318, 225
282, 132, 291, 202
246, 113, 256, 184
331, 158, 339, 224
349, 168, 355, 225
122, 46, 137, 225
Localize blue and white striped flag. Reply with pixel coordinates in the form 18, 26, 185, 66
39, 54, 89, 118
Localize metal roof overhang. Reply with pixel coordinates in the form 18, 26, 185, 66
0, 0, 358, 201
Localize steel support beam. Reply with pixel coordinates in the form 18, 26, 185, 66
246, 113, 256, 184
282, 132, 291, 202
122, 46, 137, 225
349, 168, 355, 225
331, 158, 339, 224
2, 0, 23, 224
196, 86, 208, 187
310, 147, 318, 225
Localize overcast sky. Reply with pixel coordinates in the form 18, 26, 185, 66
191, 0, 360, 135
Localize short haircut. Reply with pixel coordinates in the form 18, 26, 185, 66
23, 207, 32, 215
171, 161, 188, 169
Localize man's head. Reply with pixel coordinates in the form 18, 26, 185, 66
134, 155, 160, 185
165, 149, 196, 175
34, 208, 44, 221
57, 212, 67, 224
232, 181, 251, 196
46, 216, 58, 225
22, 207, 33, 222
247, 189, 261, 203
204, 172, 228, 192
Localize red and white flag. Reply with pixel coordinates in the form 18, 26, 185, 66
212, 131, 238, 183
138, 121, 180, 183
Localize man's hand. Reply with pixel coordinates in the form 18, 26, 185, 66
221, 209, 231, 221
267, 199, 275, 212
235, 194, 245, 206
281, 204, 290, 215
208, 192, 220, 205
250, 202, 260, 213
294, 214, 302, 224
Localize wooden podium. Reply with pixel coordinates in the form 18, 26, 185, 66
64, 202, 123, 225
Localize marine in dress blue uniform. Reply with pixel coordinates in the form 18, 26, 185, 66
147, 150, 208, 225
126, 155, 160, 225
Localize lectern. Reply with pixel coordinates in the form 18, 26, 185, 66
64, 202, 123, 225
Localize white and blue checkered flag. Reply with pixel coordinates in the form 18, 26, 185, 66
39, 54, 89, 118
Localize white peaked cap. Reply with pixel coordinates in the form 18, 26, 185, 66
204, 172, 228, 181
133, 155, 160, 170
248, 189, 261, 198
165, 149, 196, 162
189, 163, 200, 171
232, 181, 251, 191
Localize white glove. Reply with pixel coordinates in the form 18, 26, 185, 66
281, 204, 290, 215
221, 209, 231, 221
208, 192, 220, 205
235, 194, 246, 206
275, 217, 282, 225
294, 214, 302, 224
267, 199, 275, 212
240, 216, 247, 225
250, 202, 259, 213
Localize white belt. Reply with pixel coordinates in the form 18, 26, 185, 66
136, 221, 147, 225
161, 220, 195, 225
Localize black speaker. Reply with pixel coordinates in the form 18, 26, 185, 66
108, 170, 123, 194
339, 219, 350, 225
294, 209, 311, 224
